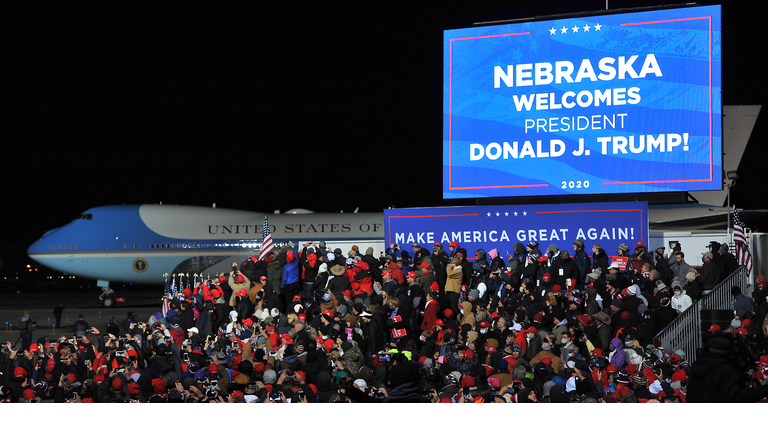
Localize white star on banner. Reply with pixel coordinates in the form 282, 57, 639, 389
523, 211, 528, 216
594, 23, 602, 31
496, 212, 500, 217
487, 212, 491, 217
572, 25, 580, 33
505, 212, 509, 217
514, 211, 518, 216
583, 24, 591, 32
560, 26, 568, 34
549, 27, 557, 35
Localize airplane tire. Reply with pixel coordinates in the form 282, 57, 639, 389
102, 296, 115, 308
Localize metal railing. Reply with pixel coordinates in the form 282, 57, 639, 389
654, 266, 749, 362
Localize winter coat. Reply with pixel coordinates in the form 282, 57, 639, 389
607, 338, 627, 369
339, 345, 365, 375
445, 262, 464, 294
592, 250, 609, 279
572, 248, 591, 285
301, 248, 321, 283
671, 290, 693, 313
281, 248, 300, 288
654, 254, 672, 285
420, 299, 440, 332
551, 255, 579, 290
669, 257, 691, 283
419, 270, 437, 293
459, 301, 476, 329
266, 259, 282, 294
596, 323, 612, 352
698, 260, 720, 291
431, 250, 450, 289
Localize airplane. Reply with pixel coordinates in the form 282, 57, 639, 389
27, 204, 386, 307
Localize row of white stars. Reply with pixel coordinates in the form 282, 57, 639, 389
487, 211, 527, 217
549, 23, 602, 35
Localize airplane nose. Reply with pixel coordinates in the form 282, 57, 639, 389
27, 228, 60, 259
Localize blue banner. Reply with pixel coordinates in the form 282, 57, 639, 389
385, 202, 648, 259
444, 5, 722, 198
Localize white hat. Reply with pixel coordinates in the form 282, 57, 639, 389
188, 327, 199, 334
230, 311, 238, 320
353, 379, 368, 390
271, 308, 280, 318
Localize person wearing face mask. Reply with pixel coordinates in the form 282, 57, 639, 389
478, 320, 491, 336
670, 284, 693, 314
459, 301, 477, 330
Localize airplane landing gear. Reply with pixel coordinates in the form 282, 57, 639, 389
99, 286, 115, 307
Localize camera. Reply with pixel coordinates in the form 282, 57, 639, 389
269, 392, 282, 402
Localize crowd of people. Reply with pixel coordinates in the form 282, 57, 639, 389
2, 238, 767, 403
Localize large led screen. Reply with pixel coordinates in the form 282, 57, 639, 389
444, 5, 722, 198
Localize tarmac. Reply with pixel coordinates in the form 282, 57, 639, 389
0, 288, 165, 348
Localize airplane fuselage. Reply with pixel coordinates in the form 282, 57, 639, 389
27, 204, 385, 286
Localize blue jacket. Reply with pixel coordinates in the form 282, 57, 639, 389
573, 248, 591, 283
281, 247, 300, 288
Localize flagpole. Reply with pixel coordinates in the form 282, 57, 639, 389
726, 170, 738, 245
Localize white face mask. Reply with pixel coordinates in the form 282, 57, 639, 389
562, 338, 569, 345
480, 329, 487, 334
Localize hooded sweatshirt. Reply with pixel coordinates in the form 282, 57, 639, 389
671, 289, 693, 313
607, 338, 627, 370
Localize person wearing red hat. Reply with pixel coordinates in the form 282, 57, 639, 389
628, 241, 652, 274
95, 368, 130, 403
280, 242, 301, 306
300, 243, 322, 300
448, 241, 460, 259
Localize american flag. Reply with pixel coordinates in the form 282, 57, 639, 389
162, 275, 172, 317
733, 207, 753, 276
259, 216, 275, 260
